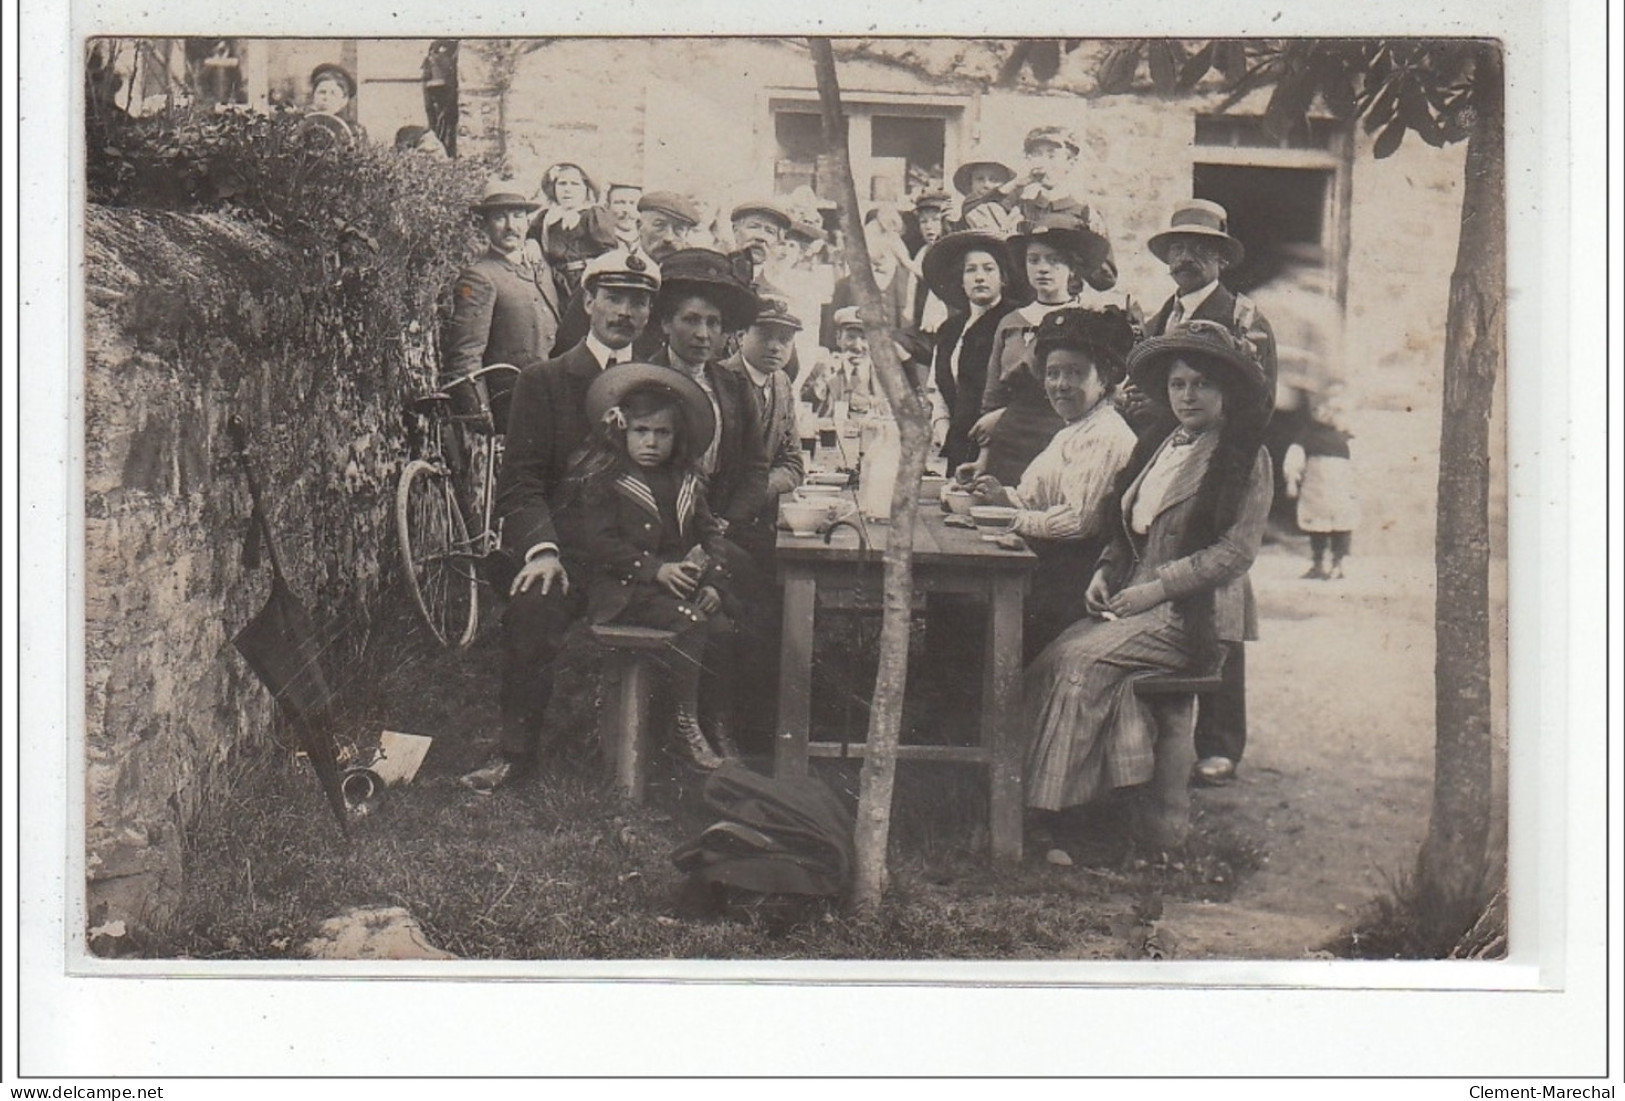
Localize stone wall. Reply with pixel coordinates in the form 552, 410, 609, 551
83, 207, 423, 941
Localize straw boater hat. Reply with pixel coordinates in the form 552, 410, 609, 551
1147, 199, 1246, 268
1006, 210, 1112, 293
585, 363, 717, 457
581, 250, 661, 295
469, 178, 540, 215
952, 156, 1017, 196
1126, 319, 1270, 411
653, 248, 761, 331
920, 230, 1021, 310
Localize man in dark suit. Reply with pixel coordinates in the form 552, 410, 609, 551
548, 190, 702, 358
1132, 198, 1279, 790
443, 180, 563, 426
460, 250, 660, 791
919, 230, 1025, 473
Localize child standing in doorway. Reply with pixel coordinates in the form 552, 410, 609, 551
562, 365, 737, 767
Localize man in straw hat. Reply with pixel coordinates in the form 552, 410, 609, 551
459, 249, 660, 792
1130, 198, 1280, 789
443, 179, 562, 428
919, 229, 1025, 470
647, 248, 771, 544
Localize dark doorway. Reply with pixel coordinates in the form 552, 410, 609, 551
1192, 163, 1330, 292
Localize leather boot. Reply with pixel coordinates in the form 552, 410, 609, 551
673, 702, 723, 770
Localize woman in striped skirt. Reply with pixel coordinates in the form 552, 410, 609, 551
1023, 321, 1274, 849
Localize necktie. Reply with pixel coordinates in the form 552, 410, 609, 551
1169, 299, 1186, 329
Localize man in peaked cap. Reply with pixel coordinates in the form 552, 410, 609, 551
442, 179, 562, 429
460, 248, 661, 793
729, 199, 794, 291
1130, 196, 1280, 791
548, 189, 702, 357
1001, 125, 1118, 293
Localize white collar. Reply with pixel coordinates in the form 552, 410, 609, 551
1018, 297, 1077, 325
584, 333, 625, 369
1176, 280, 1222, 317
741, 357, 775, 389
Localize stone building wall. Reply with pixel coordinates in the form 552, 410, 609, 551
83, 208, 417, 940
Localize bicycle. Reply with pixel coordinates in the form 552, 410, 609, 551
396, 363, 519, 648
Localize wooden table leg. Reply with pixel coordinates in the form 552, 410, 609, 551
985, 574, 1025, 864
775, 570, 816, 778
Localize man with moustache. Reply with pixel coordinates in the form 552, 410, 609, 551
919, 230, 1025, 472
460, 249, 660, 792
604, 182, 644, 253
729, 199, 793, 291
443, 180, 562, 428
549, 189, 702, 357
1129, 198, 1278, 790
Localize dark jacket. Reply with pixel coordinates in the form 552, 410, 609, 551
569, 469, 732, 625
932, 296, 1022, 471
495, 340, 604, 557
443, 249, 562, 383
718, 351, 804, 506
648, 348, 771, 531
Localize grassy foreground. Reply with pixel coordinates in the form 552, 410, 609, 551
143, 600, 1267, 961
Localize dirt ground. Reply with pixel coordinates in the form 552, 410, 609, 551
1156, 545, 1500, 958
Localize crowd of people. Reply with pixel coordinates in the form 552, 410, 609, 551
434, 120, 1348, 855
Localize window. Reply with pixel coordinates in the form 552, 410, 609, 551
770, 97, 962, 206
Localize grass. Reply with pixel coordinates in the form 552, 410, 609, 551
140, 597, 1271, 962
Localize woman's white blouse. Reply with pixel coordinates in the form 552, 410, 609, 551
1008, 402, 1139, 540
1128, 435, 1204, 535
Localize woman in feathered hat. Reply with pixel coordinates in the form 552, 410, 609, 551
1022, 321, 1274, 854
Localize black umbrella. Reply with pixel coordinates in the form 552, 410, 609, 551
228, 415, 348, 833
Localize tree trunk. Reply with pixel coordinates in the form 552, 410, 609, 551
1415, 44, 1504, 950
810, 38, 934, 911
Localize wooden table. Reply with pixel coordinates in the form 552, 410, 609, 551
773, 491, 1037, 864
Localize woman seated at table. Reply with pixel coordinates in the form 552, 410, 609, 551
963, 306, 1139, 659
1023, 321, 1273, 850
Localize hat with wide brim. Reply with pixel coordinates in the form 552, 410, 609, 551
584, 363, 717, 458
653, 248, 761, 332
952, 159, 1016, 196
920, 230, 1020, 309
470, 177, 541, 214
1007, 212, 1112, 295
1147, 199, 1245, 268
1127, 321, 1271, 413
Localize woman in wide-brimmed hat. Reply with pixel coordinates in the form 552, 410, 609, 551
1021, 320, 1274, 854
917, 230, 1026, 470
560, 364, 736, 769
969, 209, 1113, 486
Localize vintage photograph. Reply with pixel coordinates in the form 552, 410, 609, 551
80, 34, 1508, 965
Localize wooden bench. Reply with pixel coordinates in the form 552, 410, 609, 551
590, 624, 677, 803
1133, 652, 1229, 846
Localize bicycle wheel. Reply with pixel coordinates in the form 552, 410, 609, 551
396, 459, 478, 648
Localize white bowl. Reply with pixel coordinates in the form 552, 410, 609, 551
941, 488, 975, 516
781, 501, 829, 536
